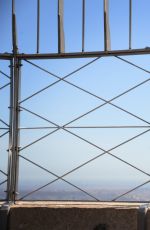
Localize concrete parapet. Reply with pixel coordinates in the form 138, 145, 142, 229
7, 202, 141, 230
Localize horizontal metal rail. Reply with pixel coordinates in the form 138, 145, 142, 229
15, 48, 150, 60
1, 48, 150, 61
0, 128, 9, 130
0, 54, 13, 60
19, 126, 150, 130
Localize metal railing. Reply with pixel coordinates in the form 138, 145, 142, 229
0, 0, 150, 203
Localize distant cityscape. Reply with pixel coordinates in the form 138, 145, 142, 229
1, 186, 150, 202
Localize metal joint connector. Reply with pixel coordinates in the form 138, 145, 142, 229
9, 64, 14, 68
12, 191, 19, 195
17, 106, 22, 112
15, 146, 21, 151
16, 63, 22, 68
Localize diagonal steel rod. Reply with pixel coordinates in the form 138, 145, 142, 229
0, 170, 7, 176
19, 106, 150, 178
112, 179, 150, 201
20, 80, 62, 104
0, 70, 10, 79
21, 59, 150, 127
0, 119, 9, 127
20, 128, 59, 152
0, 131, 9, 138
116, 56, 150, 74
19, 155, 99, 201
20, 106, 58, 127
0, 83, 10, 90
20, 57, 101, 104
26, 56, 150, 82
0, 180, 7, 187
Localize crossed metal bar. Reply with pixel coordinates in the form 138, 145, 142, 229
20, 58, 150, 128
19, 105, 150, 201
17, 56, 150, 201
19, 113, 150, 201
20, 57, 101, 104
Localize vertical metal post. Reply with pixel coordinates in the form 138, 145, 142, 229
58, 0, 65, 53
37, 0, 40, 53
7, 59, 21, 203
129, 0, 132, 49
6, 60, 14, 202
7, 0, 21, 203
104, 0, 111, 51
12, 0, 18, 54
11, 57, 21, 203
82, 0, 85, 52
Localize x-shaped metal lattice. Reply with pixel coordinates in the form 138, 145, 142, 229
17, 56, 150, 201
0, 69, 10, 195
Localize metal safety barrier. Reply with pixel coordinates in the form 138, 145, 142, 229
0, 0, 150, 203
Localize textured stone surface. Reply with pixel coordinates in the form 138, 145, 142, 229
146, 209, 150, 230
8, 202, 139, 230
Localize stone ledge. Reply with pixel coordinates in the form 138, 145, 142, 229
7, 202, 143, 230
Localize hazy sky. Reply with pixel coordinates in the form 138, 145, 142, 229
0, 0, 150, 200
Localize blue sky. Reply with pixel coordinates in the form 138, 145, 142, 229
0, 0, 150, 200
